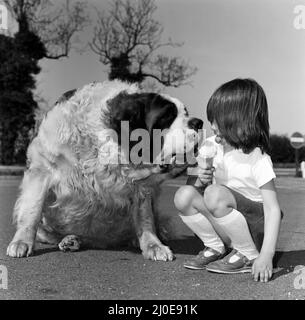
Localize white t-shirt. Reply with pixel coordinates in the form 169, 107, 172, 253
205, 136, 276, 202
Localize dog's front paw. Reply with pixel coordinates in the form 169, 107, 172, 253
142, 243, 174, 262
58, 235, 81, 252
6, 240, 34, 258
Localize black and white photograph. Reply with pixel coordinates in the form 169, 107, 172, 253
1, 0, 305, 304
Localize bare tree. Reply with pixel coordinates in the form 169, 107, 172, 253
4, 0, 89, 59
90, 0, 197, 88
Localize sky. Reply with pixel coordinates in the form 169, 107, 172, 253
32, 0, 305, 136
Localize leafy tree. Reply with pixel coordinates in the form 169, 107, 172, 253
270, 134, 305, 164
90, 0, 197, 87
0, 17, 45, 164
0, 0, 88, 164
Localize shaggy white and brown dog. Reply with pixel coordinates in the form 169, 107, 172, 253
7, 80, 203, 261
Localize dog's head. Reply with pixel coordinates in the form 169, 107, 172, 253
105, 91, 203, 166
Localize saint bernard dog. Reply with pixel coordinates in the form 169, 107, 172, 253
7, 80, 203, 261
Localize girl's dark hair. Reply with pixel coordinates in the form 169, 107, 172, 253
207, 78, 270, 154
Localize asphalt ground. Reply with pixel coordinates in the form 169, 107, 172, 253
0, 174, 305, 300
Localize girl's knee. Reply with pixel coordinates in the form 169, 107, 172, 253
174, 185, 198, 214
204, 185, 233, 217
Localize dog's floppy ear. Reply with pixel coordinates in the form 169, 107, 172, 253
145, 98, 178, 134
105, 91, 178, 163
106, 91, 178, 140
106, 91, 147, 138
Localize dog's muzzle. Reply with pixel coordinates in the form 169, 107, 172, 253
187, 117, 204, 157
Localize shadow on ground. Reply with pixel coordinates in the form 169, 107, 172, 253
167, 236, 305, 281
167, 236, 203, 255
32, 241, 142, 257
272, 250, 305, 280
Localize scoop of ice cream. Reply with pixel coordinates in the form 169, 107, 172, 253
198, 140, 217, 158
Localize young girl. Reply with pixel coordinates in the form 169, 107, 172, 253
174, 78, 282, 282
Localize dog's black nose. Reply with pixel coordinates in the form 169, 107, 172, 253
188, 118, 203, 131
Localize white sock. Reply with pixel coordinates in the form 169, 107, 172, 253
213, 209, 259, 261
179, 213, 225, 255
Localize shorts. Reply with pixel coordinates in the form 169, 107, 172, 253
193, 184, 283, 252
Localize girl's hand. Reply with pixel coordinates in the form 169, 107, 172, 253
252, 179, 281, 283
198, 166, 214, 184
252, 254, 273, 282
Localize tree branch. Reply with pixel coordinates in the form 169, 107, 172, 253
89, 0, 197, 88
4, 0, 89, 60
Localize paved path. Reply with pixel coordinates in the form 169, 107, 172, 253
0, 176, 305, 300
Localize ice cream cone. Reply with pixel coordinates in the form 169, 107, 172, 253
196, 156, 214, 169
186, 140, 217, 187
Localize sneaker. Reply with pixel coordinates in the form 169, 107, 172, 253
206, 249, 254, 274
183, 247, 227, 270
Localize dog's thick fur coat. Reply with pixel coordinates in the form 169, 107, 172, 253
7, 80, 202, 261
